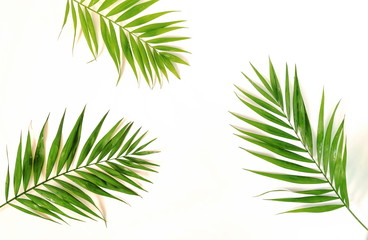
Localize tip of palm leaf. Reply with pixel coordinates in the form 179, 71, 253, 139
229, 124, 239, 130
276, 211, 288, 215
57, 31, 63, 40
72, 42, 76, 56
234, 133, 244, 139
60, 218, 70, 225
116, 69, 125, 86
87, 58, 96, 64
238, 146, 251, 153
333, 100, 342, 111
249, 62, 260, 71
46, 113, 50, 121
123, 199, 131, 206
103, 219, 108, 228
240, 72, 252, 81
72, 216, 85, 223
253, 192, 265, 198
53, 219, 63, 224
234, 92, 244, 101
5, 145, 9, 158
254, 190, 286, 198
233, 85, 245, 94
104, 110, 110, 116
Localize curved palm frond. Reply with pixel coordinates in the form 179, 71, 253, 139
59, 0, 189, 87
1, 108, 159, 224
231, 59, 368, 230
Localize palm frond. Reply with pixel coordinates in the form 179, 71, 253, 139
1, 108, 159, 224
232, 59, 367, 230
59, 0, 189, 87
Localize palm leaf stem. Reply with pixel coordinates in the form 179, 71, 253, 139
0, 155, 126, 209
346, 207, 368, 231
273, 101, 368, 231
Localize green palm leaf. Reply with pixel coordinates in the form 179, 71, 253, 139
0, 108, 159, 224
232, 59, 368, 231
60, 0, 189, 87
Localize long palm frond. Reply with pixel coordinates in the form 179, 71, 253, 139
1, 108, 159, 224
231, 59, 367, 230
60, 0, 189, 87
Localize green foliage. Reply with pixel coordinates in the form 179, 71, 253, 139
231, 60, 368, 229
60, 0, 189, 87
1, 109, 159, 224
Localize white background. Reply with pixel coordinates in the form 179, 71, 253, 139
1, 0, 368, 239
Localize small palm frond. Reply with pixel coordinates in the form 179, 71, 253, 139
60, 0, 189, 87
231, 59, 368, 230
1, 108, 159, 224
